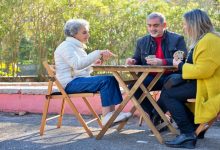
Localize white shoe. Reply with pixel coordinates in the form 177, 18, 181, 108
122, 112, 132, 118
102, 111, 128, 126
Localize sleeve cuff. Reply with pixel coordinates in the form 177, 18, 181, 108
97, 50, 102, 58
178, 62, 184, 71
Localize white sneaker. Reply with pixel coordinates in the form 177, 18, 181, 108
102, 111, 128, 126
122, 112, 132, 118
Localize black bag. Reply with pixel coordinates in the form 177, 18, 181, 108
164, 74, 186, 89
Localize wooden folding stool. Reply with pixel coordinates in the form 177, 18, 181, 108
187, 98, 218, 136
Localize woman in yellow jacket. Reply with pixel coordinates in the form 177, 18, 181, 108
158, 9, 220, 149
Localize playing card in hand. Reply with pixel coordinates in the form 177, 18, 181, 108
174, 50, 185, 60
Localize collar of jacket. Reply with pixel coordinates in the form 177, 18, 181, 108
65, 37, 86, 49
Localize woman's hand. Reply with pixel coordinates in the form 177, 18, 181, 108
100, 50, 117, 61
173, 58, 182, 68
94, 59, 103, 65
173, 50, 185, 61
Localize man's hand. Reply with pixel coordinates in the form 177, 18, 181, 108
146, 58, 162, 65
125, 58, 136, 65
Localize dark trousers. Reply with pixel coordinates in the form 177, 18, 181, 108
158, 80, 197, 134
65, 75, 123, 107
131, 74, 170, 117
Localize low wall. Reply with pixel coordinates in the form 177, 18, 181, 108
0, 82, 135, 115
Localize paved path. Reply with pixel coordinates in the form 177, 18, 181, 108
0, 112, 220, 150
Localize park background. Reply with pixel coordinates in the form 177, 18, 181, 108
0, 0, 219, 81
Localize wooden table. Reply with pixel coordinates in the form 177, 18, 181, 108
92, 65, 178, 144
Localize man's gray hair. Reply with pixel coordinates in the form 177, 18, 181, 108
64, 19, 89, 37
147, 12, 166, 24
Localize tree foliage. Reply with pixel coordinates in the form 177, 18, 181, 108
0, 0, 219, 80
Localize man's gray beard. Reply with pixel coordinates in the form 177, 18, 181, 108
150, 32, 159, 37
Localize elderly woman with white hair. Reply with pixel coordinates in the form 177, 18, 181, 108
54, 19, 131, 125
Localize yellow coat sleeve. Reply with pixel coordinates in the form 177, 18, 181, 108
182, 36, 218, 79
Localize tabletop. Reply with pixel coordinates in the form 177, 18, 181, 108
92, 65, 177, 72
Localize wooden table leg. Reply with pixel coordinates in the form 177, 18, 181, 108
132, 72, 178, 135
118, 71, 177, 137
115, 71, 164, 143
96, 71, 148, 140
131, 95, 164, 144
117, 71, 160, 131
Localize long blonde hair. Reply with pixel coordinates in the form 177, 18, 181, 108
183, 9, 219, 48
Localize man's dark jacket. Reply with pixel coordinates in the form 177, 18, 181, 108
133, 30, 187, 65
